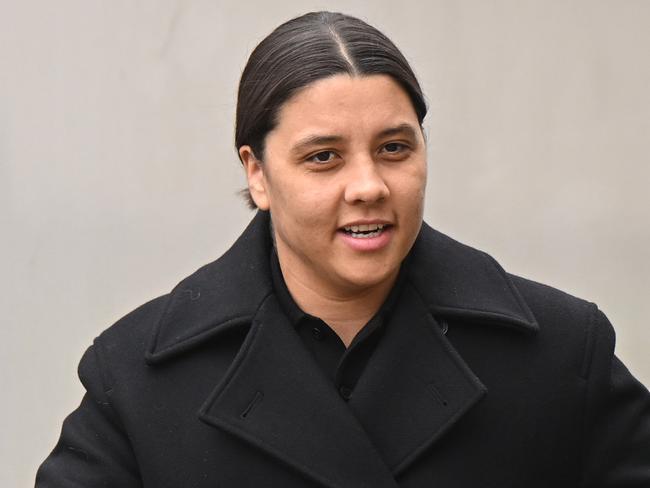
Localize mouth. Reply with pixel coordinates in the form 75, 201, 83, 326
340, 223, 391, 239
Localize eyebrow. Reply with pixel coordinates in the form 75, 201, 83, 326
289, 123, 420, 156
290, 135, 344, 156
376, 123, 420, 141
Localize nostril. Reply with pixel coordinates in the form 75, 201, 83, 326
344, 174, 390, 204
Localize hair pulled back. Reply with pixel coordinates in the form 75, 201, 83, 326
235, 11, 427, 207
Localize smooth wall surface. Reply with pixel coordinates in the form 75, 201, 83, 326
2, 1, 649, 485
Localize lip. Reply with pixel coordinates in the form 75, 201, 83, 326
338, 219, 393, 229
337, 221, 394, 252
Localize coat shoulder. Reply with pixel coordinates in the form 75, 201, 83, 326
97, 293, 170, 351
508, 272, 596, 320
506, 272, 604, 363
82, 295, 170, 386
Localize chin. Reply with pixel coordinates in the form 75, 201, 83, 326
336, 262, 398, 291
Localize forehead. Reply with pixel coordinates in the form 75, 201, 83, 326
272, 74, 419, 139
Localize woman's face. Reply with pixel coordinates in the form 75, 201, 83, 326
241, 74, 427, 294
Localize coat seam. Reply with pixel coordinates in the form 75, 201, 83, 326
577, 303, 596, 488
89, 336, 144, 481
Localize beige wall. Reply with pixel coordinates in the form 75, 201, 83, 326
2, 1, 649, 484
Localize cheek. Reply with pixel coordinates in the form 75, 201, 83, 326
267, 175, 336, 234
388, 163, 427, 211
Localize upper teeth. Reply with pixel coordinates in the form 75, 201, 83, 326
344, 224, 385, 232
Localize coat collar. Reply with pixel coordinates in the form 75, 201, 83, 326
144, 210, 539, 486
146, 210, 537, 364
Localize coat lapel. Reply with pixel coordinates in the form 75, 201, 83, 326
145, 213, 537, 365
145, 212, 539, 483
348, 282, 487, 475
198, 293, 400, 488
339, 222, 537, 474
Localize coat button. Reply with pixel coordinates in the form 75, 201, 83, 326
312, 326, 324, 340
339, 385, 352, 400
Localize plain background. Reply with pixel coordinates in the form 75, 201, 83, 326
2, 1, 649, 485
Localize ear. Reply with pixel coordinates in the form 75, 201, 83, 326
239, 145, 270, 210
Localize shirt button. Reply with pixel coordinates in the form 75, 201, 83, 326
339, 385, 352, 400
312, 326, 324, 340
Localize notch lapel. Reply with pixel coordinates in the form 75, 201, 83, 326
198, 294, 399, 488
348, 282, 488, 476
146, 212, 538, 483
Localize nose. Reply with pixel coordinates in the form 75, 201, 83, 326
343, 158, 390, 204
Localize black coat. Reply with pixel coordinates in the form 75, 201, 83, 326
36, 211, 650, 487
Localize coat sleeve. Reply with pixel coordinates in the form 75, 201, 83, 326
35, 340, 142, 487
580, 305, 650, 487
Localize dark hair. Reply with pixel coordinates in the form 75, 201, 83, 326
235, 11, 428, 208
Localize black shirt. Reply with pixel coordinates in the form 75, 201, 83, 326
270, 248, 407, 401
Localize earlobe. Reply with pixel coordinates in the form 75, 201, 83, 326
239, 145, 270, 210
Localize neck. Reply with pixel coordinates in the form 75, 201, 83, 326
276, 250, 398, 348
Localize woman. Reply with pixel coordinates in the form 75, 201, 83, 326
36, 11, 650, 487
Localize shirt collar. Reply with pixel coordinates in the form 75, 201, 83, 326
269, 247, 306, 326
269, 245, 409, 331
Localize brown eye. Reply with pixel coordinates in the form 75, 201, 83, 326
383, 142, 406, 153
308, 151, 337, 163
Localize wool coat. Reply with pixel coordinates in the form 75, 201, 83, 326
36, 211, 650, 487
